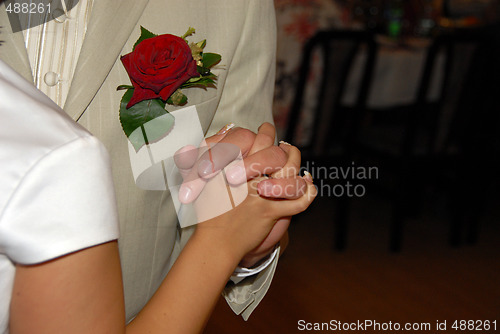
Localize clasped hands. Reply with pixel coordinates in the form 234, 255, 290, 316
174, 123, 316, 268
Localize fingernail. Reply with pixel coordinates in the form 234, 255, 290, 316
201, 170, 220, 179
279, 140, 292, 146
179, 185, 193, 204
258, 180, 274, 197
198, 159, 214, 177
216, 123, 235, 135
225, 165, 246, 185
303, 170, 313, 183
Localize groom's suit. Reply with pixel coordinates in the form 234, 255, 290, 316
0, 0, 278, 321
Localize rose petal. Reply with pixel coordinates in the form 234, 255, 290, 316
127, 80, 160, 108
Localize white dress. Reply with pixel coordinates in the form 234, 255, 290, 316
0, 60, 119, 333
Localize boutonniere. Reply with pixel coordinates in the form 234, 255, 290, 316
118, 27, 221, 151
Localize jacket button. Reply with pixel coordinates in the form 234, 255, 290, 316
44, 72, 60, 86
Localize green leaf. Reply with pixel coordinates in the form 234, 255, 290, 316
202, 53, 221, 69
117, 85, 134, 91
196, 39, 207, 49
197, 66, 211, 76
166, 90, 188, 106
133, 26, 158, 50
186, 73, 217, 83
128, 114, 175, 152
181, 27, 196, 40
119, 89, 174, 151
181, 75, 217, 89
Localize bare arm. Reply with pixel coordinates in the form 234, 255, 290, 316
10, 236, 235, 334
127, 228, 240, 334
129, 175, 316, 333
10, 241, 126, 334
10, 176, 316, 334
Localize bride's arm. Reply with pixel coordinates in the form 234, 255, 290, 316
129, 175, 316, 334
10, 173, 316, 334
10, 241, 126, 334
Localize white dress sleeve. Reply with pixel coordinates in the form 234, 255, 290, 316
0, 135, 119, 265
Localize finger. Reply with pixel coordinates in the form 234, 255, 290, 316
178, 126, 255, 204
177, 124, 239, 204
178, 177, 207, 204
200, 142, 242, 178
196, 123, 239, 176
173, 144, 207, 204
268, 176, 317, 217
176, 122, 235, 181
226, 145, 287, 185
271, 142, 301, 178
257, 176, 307, 199
197, 128, 256, 178
174, 145, 199, 179
179, 142, 240, 204
204, 123, 236, 147
174, 143, 208, 183
176, 123, 237, 204
174, 144, 211, 204
248, 122, 275, 155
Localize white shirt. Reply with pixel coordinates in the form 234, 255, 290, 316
0, 60, 119, 334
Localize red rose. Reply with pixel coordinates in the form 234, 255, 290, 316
121, 34, 200, 108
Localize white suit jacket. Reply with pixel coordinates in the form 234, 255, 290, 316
0, 0, 278, 321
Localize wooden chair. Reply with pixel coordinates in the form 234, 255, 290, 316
352, 28, 487, 251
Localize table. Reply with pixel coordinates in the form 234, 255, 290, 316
342, 37, 444, 108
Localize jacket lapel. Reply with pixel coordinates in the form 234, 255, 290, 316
0, 3, 33, 82
65, 0, 149, 121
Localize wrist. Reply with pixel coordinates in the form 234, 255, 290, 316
230, 245, 279, 284
191, 226, 243, 269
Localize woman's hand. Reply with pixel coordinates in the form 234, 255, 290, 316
175, 123, 315, 266
240, 126, 310, 267
193, 171, 316, 263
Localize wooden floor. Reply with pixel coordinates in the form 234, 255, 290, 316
205, 193, 500, 334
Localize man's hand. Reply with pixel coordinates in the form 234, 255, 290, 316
240, 129, 308, 267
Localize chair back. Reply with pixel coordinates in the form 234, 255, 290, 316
285, 29, 377, 159
439, 27, 495, 156
403, 29, 486, 156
